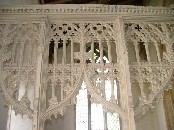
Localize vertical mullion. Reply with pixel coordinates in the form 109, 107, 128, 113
144, 43, 150, 62
133, 42, 140, 62
71, 39, 74, 64
104, 113, 108, 130
12, 40, 17, 65
88, 94, 91, 130
154, 43, 161, 63
28, 42, 32, 65
102, 78, 108, 130
63, 38, 66, 64
20, 40, 25, 66
107, 39, 112, 64
99, 38, 103, 64
54, 43, 58, 65
91, 38, 94, 64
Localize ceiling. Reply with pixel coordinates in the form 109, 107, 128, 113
42, 0, 144, 6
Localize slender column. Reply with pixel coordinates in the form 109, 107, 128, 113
107, 39, 112, 63
16, 40, 23, 65
50, 42, 58, 99
70, 39, 74, 98
31, 43, 36, 65
133, 42, 140, 62
102, 77, 108, 130
61, 80, 64, 100
11, 39, 17, 65
144, 43, 150, 62
115, 18, 136, 130
99, 38, 103, 64
32, 45, 42, 130
52, 44, 57, 98
62, 38, 66, 64
71, 39, 74, 64
139, 79, 146, 98
111, 77, 115, 100
20, 40, 25, 65
42, 89, 46, 111
32, 22, 45, 130
24, 79, 29, 98
88, 94, 91, 130
6, 106, 12, 130
116, 80, 120, 104
52, 61, 56, 99
54, 43, 58, 65
91, 39, 94, 64
154, 43, 161, 62
51, 81, 55, 98
28, 43, 32, 65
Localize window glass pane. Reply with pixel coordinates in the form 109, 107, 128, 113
76, 81, 120, 130
76, 82, 88, 130
105, 79, 111, 101
107, 113, 120, 130
91, 103, 104, 130
114, 80, 118, 100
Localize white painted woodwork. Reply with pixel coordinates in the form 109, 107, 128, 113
0, 4, 173, 130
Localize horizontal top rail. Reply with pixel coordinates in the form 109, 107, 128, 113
0, 4, 173, 16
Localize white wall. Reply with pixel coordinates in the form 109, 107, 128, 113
154, 99, 167, 130
135, 99, 167, 130
3, 81, 34, 130
44, 117, 63, 130
9, 110, 32, 130
44, 105, 75, 130
63, 105, 75, 130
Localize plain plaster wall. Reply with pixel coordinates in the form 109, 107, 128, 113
9, 110, 32, 130
0, 92, 8, 130
135, 99, 167, 130
155, 99, 167, 130
135, 109, 155, 130
5, 81, 34, 130
44, 105, 75, 130
44, 117, 64, 130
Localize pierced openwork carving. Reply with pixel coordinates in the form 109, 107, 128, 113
125, 22, 174, 117
0, 4, 174, 130
40, 21, 124, 124
0, 23, 41, 118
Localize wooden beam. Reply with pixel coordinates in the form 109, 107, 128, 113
44, 0, 143, 5
109, 0, 142, 5
48, 0, 72, 4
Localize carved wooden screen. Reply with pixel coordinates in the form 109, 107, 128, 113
0, 5, 174, 130
125, 22, 174, 117
40, 20, 126, 129
0, 23, 42, 117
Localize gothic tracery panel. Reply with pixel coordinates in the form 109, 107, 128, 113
125, 22, 174, 117
0, 23, 42, 118
40, 21, 124, 125
0, 4, 173, 130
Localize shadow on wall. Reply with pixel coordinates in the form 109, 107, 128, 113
0, 92, 8, 130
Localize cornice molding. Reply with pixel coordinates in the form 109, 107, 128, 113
0, 4, 174, 16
